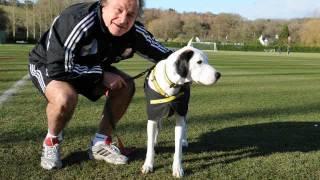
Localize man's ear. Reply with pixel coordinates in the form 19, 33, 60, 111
175, 50, 194, 78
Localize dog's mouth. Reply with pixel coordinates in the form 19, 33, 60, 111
194, 71, 221, 85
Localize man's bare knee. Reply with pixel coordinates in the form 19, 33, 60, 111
109, 79, 135, 98
46, 80, 78, 112
51, 92, 78, 111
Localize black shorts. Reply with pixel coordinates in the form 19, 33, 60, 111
28, 63, 126, 101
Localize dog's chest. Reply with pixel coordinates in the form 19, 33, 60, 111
144, 82, 190, 121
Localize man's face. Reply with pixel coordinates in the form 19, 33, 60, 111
102, 0, 138, 36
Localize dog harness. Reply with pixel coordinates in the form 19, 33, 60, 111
149, 65, 184, 104
144, 66, 190, 121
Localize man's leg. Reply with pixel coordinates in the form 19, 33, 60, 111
41, 80, 78, 170
45, 80, 78, 135
98, 71, 135, 136
89, 71, 135, 165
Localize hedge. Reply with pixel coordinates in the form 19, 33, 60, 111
161, 41, 320, 53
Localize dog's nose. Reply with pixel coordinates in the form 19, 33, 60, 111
215, 72, 221, 80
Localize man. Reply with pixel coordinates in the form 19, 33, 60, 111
28, 0, 172, 170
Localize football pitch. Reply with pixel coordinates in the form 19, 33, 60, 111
1, 44, 320, 179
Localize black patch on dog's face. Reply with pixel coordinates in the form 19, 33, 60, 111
175, 50, 194, 78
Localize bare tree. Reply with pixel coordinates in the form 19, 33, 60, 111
25, 0, 29, 40
0, 7, 10, 31
10, 0, 16, 39
147, 10, 182, 41
32, 0, 36, 39
299, 19, 320, 46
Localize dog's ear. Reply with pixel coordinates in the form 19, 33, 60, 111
175, 50, 194, 78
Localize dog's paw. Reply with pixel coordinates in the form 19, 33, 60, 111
172, 165, 184, 178
141, 164, 153, 174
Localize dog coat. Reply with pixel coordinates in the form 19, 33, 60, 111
144, 80, 190, 121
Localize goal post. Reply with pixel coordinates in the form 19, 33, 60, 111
192, 41, 218, 52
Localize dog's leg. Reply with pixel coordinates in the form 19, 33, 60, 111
154, 119, 161, 145
141, 120, 157, 174
172, 114, 185, 178
182, 115, 188, 147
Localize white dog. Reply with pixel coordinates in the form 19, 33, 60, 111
141, 39, 221, 178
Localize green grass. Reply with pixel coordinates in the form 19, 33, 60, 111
1, 45, 320, 179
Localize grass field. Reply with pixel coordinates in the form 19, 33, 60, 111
1, 44, 320, 179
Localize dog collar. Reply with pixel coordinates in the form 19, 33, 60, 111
149, 66, 187, 104
150, 64, 185, 96
164, 65, 179, 88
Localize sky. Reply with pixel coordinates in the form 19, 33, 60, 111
145, 0, 320, 20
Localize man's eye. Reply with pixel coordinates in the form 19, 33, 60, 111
127, 13, 135, 18
116, 8, 122, 13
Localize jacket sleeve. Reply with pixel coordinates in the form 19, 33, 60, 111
134, 22, 173, 63
45, 15, 72, 80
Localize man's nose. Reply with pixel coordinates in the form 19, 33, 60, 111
119, 12, 127, 24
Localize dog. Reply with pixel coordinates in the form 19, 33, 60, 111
141, 39, 221, 178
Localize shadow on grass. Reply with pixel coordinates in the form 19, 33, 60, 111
62, 147, 146, 167
184, 121, 320, 174
62, 150, 90, 167
188, 101, 320, 124
197, 121, 320, 153
2, 100, 320, 173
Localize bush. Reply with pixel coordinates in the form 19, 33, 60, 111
0, 31, 6, 43
161, 41, 320, 53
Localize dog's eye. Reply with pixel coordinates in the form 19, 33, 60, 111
197, 60, 202, 64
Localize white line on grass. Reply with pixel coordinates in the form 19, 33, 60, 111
0, 74, 30, 107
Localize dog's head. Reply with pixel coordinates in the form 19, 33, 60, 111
167, 39, 221, 85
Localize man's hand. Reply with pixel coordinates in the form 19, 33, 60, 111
103, 71, 128, 91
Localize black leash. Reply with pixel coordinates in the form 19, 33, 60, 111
97, 65, 157, 157
127, 65, 156, 80
107, 65, 156, 130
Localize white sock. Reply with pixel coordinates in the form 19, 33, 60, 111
92, 133, 109, 146
46, 130, 63, 141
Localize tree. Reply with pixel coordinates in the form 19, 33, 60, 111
288, 20, 304, 44
299, 19, 320, 46
147, 11, 182, 41
279, 25, 290, 42
0, 7, 9, 31
25, 0, 29, 40
182, 16, 204, 38
10, 0, 16, 39
143, 8, 161, 25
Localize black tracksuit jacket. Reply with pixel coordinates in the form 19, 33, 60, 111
29, 2, 172, 81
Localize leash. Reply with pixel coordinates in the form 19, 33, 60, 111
104, 65, 156, 156
106, 65, 156, 129
127, 65, 156, 80
104, 94, 136, 156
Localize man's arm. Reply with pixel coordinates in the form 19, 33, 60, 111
46, 10, 98, 80
134, 22, 173, 63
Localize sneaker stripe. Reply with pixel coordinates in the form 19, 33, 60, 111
89, 143, 128, 164
101, 152, 111, 156
96, 149, 105, 154
99, 150, 111, 156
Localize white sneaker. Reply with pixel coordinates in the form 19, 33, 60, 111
88, 142, 128, 165
40, 137, 62, 170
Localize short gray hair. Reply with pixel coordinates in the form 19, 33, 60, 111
100, 0, 145, 17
